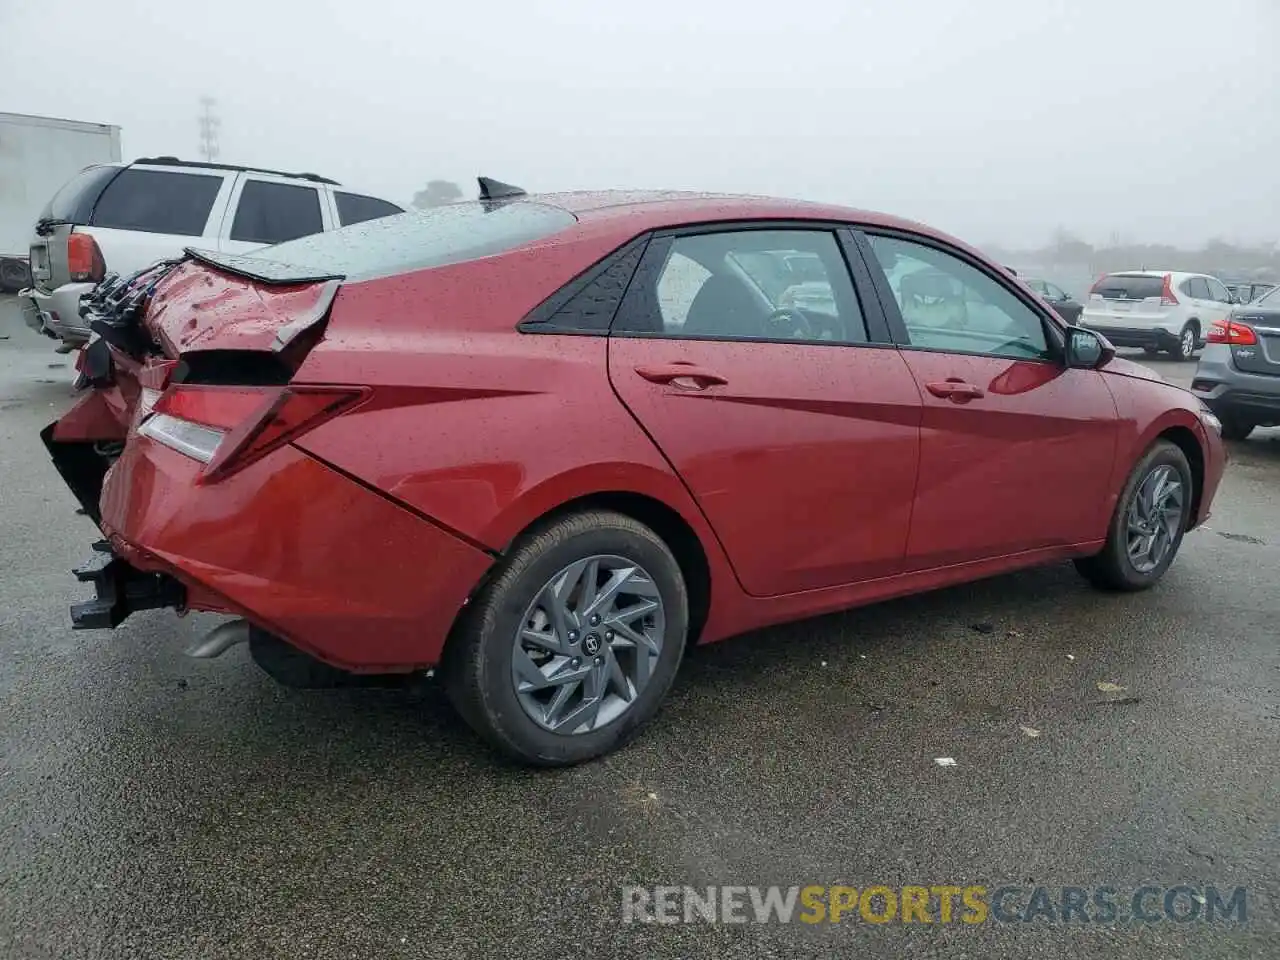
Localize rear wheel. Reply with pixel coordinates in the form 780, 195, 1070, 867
443, 510, 688, 766
1218, 415, 1255, 442
1141, 346, 1160, 357
1075, 440, 1193, 591
1171, 322, 1199, 361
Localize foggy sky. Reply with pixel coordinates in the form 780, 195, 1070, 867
2, 0, 1276, 248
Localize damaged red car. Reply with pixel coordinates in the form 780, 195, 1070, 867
45, 178, 1226, 765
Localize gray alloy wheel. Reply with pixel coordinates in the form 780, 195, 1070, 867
512, 555, 665, 734
1123, 465, 1184, 574
1075, 439, 1193, 591
442, 509, 688, 766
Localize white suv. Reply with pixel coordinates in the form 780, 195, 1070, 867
21, 157, 403, 348
1079, 270, 1237, 361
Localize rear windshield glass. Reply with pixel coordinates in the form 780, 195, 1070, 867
91, 169, 223, 236
188, 201, 577, 283
39, 165, 121, 224
1093, 274, 1164, 299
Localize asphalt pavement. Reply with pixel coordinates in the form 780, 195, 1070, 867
1, 295, 1276, 959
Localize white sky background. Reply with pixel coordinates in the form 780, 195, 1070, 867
2, 0, 1276, 247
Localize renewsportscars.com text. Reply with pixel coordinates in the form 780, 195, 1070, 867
621, 884, 1248, 925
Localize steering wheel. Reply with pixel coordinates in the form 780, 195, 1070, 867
761, 307, 814, 339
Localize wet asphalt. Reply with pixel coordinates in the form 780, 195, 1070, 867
0, 296, 1276, 959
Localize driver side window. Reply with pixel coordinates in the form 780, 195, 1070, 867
866, 235, 1052, 361
617, 229, 868, 344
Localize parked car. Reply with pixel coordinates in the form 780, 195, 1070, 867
1222, 279, 1277, 305
21, 157, 403, 349
44, 183, 1226, 765
1079, 270, 1236, 361
1023, 278, 1083, 323
1191, 284, 1280, 440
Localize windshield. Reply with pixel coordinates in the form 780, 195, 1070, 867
190, 201, 577, 283
1093, 274, 1165, 300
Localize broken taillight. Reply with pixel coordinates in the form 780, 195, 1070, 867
141, 384, 367, 481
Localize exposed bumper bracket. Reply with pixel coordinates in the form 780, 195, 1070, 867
70, 540, 186, 630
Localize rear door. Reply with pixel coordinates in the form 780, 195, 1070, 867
856, 230, 1119, 569
607, 225, 923, 596
220, 176, 331, 254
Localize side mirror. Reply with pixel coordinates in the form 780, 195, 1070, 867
1065, 326, 1115, 369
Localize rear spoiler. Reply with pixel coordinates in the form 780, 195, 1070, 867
182, 247, 344, 286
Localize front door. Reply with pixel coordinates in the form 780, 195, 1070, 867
607, 226, 923, 597
856, 231, 1120, 570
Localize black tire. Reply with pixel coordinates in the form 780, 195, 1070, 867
1075, 440, 1194, 591
1170, 322, 1199, 361
442, 510, 688, 766
1218, 415, 1255, 442
1141, 346, 1160, 357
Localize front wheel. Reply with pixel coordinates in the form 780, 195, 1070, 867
1075, 440, 1194, 591
443, 510, 688, 766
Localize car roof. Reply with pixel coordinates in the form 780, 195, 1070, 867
530, 189, 943, 237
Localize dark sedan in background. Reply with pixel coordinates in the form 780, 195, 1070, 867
1024, 278, 1083, 323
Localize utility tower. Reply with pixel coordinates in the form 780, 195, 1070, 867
198, 97, 221, 162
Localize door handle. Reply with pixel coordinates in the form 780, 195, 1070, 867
635, 363, 728, 389
925, 379, 985, 402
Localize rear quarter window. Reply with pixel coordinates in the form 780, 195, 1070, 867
195, 201, 577, 283
91, 169, 223, 236
335, 192, 404, 226
39, 165, 122, 224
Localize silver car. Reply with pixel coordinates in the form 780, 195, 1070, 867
1190, 284, 1280, 440
23, 157, 403, 349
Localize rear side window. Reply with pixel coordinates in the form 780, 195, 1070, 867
192, 200, 577, 283
231, 181, 324, 244
1188, 278, 1210, 299
1093, 274, 1164, 300
39, 165, 121, 224
335, 192, 403, 226
91, 169, 223, 236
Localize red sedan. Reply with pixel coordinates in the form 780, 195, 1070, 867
46, 181, 1226, 765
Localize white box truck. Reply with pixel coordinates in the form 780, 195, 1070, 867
0, 112, 122, 292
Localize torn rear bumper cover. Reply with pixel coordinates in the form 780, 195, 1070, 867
70, 540, 186, 630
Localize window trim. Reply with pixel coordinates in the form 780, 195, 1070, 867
517, 235, 651, 335
849, 227, 1066, 364
607, 219, 895, 348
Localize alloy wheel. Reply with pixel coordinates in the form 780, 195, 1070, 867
1124, 465, 1184, 573
1181, 327, 1196, 358
512, 555, 665, 734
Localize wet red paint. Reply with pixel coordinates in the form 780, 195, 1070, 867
57, 193, 1227, 672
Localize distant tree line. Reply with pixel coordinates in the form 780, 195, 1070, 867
985, 229, 1279, 280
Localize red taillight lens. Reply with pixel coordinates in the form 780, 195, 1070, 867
1159, 274, 1179, 306
146, 384, 366, 481
67, 233, 106, 283
1205, 319, 1258, 346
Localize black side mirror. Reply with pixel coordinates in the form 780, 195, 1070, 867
1065, 326, 1115, 369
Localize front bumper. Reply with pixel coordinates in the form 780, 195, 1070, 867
93, 434, 496, 672
23, 283, 96, 343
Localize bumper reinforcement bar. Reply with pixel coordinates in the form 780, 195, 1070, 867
70, 540, 186, 630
